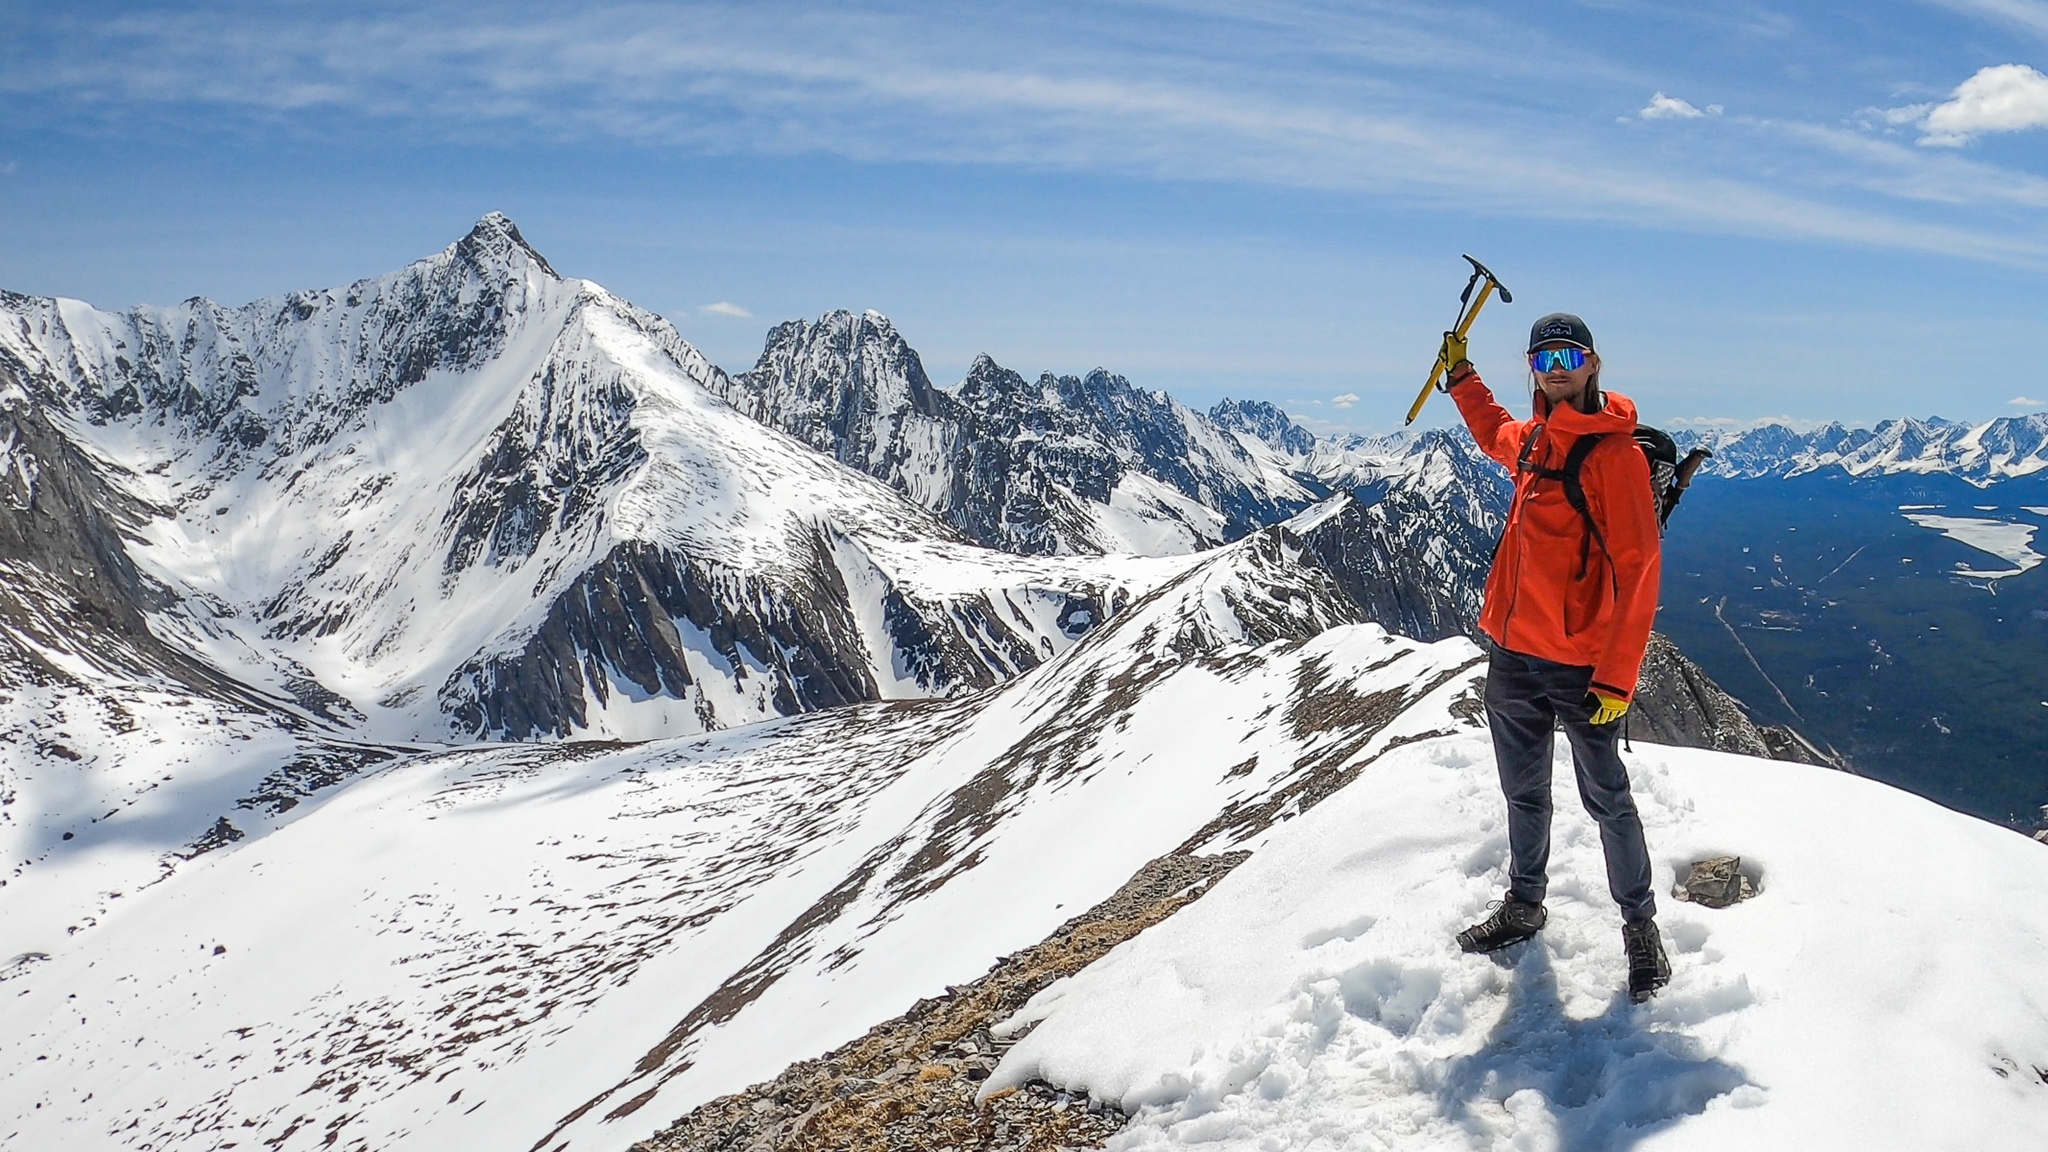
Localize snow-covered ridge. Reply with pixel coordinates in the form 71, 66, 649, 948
5, 501, 2039, 1151
1309, 415, 2048, 490
1674, 415, 2048, 485
985, 735, 2048, 1149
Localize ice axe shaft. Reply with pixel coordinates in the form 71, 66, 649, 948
1404, 255, 1511, 426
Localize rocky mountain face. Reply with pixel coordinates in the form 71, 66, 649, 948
1209, 397, 1317, 456
0, 367, 218, 696
713, 310, 1326, 555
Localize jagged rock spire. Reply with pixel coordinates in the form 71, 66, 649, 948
452, 212, 558, 279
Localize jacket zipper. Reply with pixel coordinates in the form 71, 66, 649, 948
1498, 424, 1545, 643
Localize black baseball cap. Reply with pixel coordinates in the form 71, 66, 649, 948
1527, 313, 1595, 353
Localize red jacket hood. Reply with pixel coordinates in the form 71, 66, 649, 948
1534, 389, 1638, 438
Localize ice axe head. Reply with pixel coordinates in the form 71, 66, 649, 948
1459, 255, 1512, 305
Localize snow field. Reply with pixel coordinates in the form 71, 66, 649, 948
0, 586, 1480, 1152
0, 672, 356, 962
987, 737, 2048, 1150
1901, 512, 2045, 579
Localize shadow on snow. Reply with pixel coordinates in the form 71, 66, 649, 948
1437, 943, 1748, 1150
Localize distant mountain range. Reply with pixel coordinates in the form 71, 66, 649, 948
1679, 416, 2048, 483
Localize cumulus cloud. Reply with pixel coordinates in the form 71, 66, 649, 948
1903, 64, 2048, 146
698, 301, 753, 318
1331, 392, 1360, 409
2009, 395, 2046, 407
1640, 93, 1721, 120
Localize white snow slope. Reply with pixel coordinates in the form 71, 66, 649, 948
989, 739, 2048, 1150
0, 517, 1484, 1151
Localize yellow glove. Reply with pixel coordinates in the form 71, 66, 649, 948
1587, 691, 1630, 726
1436, 329, 1472, 391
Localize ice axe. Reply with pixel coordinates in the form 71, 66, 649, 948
1403, 255, 1511, 426
1663, 445, 1715, 521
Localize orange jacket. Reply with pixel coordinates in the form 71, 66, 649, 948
1450, 371, 1662, 701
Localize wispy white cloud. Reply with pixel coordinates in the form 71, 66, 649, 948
1639, 92, 1720, 120
1330, 392, 1361, 409
5, 3, 2047, 268
2009, 395, 2046, 407
698, 301, 752, 319
1770, 119, 2048, 210
1924, 0, 2048, 40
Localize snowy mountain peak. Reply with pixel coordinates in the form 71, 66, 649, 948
719, 313, 1328, 555
456, 211, 559, 279
0, 230, 1229, 752
1210, 397, 1316, 456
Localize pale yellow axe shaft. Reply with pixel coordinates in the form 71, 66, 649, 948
1403, 278, 1498, 426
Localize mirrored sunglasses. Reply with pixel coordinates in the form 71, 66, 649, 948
1529, 347, 1589, 372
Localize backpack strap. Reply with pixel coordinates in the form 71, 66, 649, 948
1518, 431, 1617, 585
1515, 420, 1546, 472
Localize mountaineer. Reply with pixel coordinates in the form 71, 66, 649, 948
1440, 311, 1671, 1003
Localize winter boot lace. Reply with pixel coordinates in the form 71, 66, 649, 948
1456, 896, 1546, 954
1624, 918, 1672, 1002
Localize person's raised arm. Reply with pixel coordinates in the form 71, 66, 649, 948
1446, 358, 1533, 470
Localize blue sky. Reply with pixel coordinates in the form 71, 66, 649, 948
2, 1, 2045, 434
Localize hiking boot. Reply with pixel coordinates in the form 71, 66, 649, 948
1456, 896, 1546, 953
1624, 918, 1672, 1002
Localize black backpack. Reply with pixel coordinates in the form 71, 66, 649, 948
1514, 425, 1713, 579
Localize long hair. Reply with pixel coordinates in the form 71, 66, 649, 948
1529, 360, 1604, 414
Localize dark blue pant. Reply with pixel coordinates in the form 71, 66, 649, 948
1484, 644, 1656, 923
